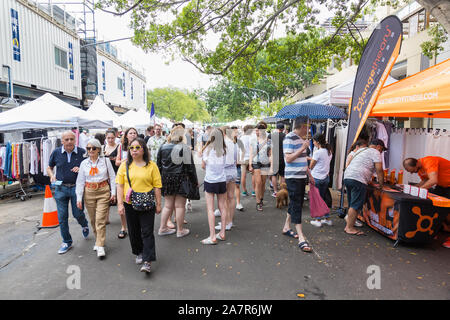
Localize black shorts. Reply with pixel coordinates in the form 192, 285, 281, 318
252, 162, 270, 170
272, 162, 285, 177
204, 181, 227, 194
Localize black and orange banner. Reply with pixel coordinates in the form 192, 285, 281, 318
345, 15, 403, 153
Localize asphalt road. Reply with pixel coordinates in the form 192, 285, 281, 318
0, 166, 449, 300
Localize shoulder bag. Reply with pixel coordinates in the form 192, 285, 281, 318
126, 162, 156, 212
179, 148, 200, 200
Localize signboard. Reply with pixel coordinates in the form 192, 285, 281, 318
346, 15, 403, 154
11, 9, 21, 62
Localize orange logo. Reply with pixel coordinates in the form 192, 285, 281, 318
405, 206, 438, 238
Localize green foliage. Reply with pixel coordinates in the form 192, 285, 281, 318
421, 24, 448, 60
146, 87, 211, 122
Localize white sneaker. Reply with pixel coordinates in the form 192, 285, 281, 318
236, 203, 244, 211
186, 201, 192, 212
215, 222, 233, 230
214, 209, 221, 217
310, 220, 322, 227
271, 192, 277, 198
320, 219, 333, 226
93, 246, 98, 251
97, 246, 106, 258
135, 254, 143, 264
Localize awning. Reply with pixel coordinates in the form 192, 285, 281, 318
370, 59, 450, 118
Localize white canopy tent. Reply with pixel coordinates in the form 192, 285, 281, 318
183, 119, 194, 128
117, 108, 152, 130
0, 93, 112, 131
296, 75, 398, 106
85, 96, 120, 127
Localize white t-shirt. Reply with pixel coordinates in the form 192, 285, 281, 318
224, 137, 237, 178
239, 134, 252, 161
202, 147, 226, 183
344, 147, 382, 185
311, 148, 332, 180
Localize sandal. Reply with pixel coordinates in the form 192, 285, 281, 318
176, 229, 190, 238
256, 202, 263, 211
282, 229, 299, 239
344, 230, 366, 236
216, 233, 226, 241
299, 241, 312, 253
118, 230, 127, 239
201, 237, 218, 245
158, 229, 176, 236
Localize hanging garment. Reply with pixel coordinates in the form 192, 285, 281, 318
383, 122, 393, 168
375, 121, 389, 170
388, 128, 406, 175
425, 130, 450, 160
332, 125, 348, 190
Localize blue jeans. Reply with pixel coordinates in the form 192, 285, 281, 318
313, 176, 330, 219
54, 185, 88, 245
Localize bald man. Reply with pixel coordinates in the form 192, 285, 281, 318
47, 131, 89, 254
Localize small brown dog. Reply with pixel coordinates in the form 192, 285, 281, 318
276, 183, 289, 209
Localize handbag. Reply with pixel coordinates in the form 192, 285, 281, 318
179, 161, 200, 200
309, 184, 330, 218
126, 162, 156, 212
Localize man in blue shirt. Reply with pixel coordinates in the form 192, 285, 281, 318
47, 131, 89, 254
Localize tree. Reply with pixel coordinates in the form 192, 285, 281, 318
147, 87, 211, 122
96, 0, 375, 78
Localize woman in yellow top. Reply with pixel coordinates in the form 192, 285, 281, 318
116, 138, 162, 273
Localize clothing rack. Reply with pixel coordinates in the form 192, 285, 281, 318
0, 136, 56, 201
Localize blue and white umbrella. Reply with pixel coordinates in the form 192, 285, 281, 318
275, 102, 347, 120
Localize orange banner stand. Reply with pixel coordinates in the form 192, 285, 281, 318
370, 58, 450, 118
38, 185, 59, 229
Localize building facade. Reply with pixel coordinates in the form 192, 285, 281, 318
96, 44, 147, 114
0, 0, 82, 107
0, 0, 147, 116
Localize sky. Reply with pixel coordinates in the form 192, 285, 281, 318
93, 8, 214, 91
53, 0, 334, 92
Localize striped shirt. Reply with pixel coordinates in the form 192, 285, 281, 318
283, 132, 308, 179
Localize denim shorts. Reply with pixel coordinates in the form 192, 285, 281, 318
236, 165, 241, 185
344, 179, 367, 211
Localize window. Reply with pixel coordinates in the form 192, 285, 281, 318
117, 77, 124, 91
54, 46, 68, 69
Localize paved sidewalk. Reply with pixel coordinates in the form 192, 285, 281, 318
0, 168, 449, 299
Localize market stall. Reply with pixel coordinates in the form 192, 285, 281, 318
360, 184, 449, 246
360, 59, 450, 246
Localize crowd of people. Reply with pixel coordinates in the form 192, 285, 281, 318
46, 117, 450, 274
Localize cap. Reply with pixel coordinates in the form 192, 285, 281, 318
370, 139, 387, 151
276, 122, 285, 130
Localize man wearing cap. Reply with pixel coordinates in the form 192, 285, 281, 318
343, 139, 385, 236
47, 131, 89, 254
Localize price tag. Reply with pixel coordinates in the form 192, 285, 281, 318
403, 184, 411, 194
418, 188, 428, 199
410, 186, 419, 197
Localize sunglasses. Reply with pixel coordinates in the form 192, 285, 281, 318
86, 147, 98, 151
128, 145, 142, 151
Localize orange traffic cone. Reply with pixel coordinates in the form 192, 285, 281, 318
39, 185, 59, 229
